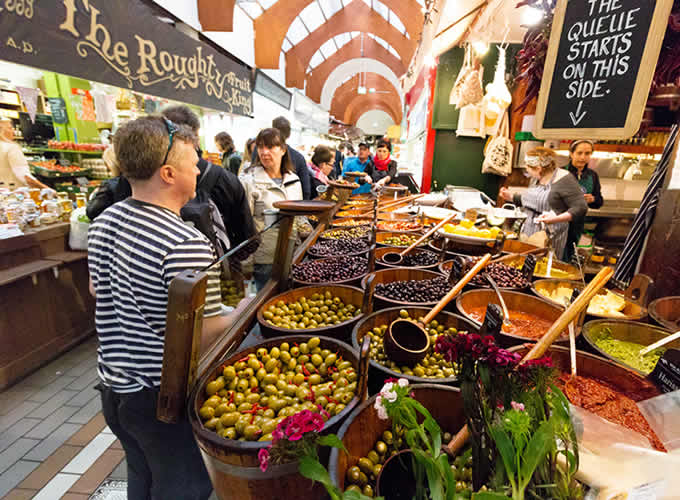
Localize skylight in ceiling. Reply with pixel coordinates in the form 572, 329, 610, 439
287, 17, 309, 46
309, 51, 325, 71
318, 0, 343, 18
238, 1, 263, 18
299, 2, 325, 32
306, 32, 361, 73
258, 0, 278, 9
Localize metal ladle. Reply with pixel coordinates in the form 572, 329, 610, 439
385, 254, 492, 366
486, 275, 510, 327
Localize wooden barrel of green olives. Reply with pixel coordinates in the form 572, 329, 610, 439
188, 335, 369, 500
456, 289, 569, 348
375, 232, 429, 249
360, 268, 450, 312
328, 384, 466, 496
352, 307, 478, 394
330, 216, 374, 228
257, 285, 366, 343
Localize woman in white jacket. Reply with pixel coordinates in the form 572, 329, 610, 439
240, 128, 303, 290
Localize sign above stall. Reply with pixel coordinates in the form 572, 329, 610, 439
534, 0, 673, 140
0, 0, 253, 116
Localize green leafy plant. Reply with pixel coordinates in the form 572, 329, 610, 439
258, 408, 379, 500
374, 378, 457, 500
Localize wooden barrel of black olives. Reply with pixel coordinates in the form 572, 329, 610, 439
328, 384, 465, 496
373, 247, 440, 271
360, 268, 449, 312
188, 335, 369, 500
352, 307, 478, 395
257, 285, 366, 343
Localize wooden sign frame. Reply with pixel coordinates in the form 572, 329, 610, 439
534, 0, 674, 140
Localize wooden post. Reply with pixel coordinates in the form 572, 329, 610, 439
157, 270, 207, 423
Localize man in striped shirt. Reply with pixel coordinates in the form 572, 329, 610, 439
88, 116, 245, 499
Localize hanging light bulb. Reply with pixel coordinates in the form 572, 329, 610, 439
472, 41, 489, 56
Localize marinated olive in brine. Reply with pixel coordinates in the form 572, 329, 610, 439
198, 337, 357, 441
262, 291, 361, 329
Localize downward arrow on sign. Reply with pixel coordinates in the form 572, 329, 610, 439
570, 100, 587, 126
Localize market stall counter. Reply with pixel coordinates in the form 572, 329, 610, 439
0, 222, 94, 389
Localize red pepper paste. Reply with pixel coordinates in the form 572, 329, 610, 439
466, 307, 558, 340
557, 373, 665, 452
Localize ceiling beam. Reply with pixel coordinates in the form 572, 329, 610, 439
331, 73, 401, 123
197, 0, 235, 31
345, 94, 400, 125
284, 2, 415, 89
305, 35, 405, 103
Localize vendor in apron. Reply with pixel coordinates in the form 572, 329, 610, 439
565, 140, 603, 261
500, 147, 587, 260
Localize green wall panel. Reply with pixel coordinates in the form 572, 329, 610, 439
429, 44, 519, 198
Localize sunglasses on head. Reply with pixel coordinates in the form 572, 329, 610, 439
162, 118, 178, 166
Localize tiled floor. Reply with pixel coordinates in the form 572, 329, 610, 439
0, 337, 124, 500
0, 338, 221, 500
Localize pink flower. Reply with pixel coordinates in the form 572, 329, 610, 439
258, 447, 270, 472
272, 428, 284, 443
398, 378, 409, 388
374, 395, 388, 420
384, 377, 399, 384
510, 401, 525, 412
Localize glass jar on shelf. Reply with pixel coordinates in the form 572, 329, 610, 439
75, 193, 87, 208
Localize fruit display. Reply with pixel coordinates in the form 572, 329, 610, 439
46, 140, 107, 151
376, 221, 421, 232
442, 220, 501, 239
333, 218, 372, 227
292, 256, 368, 284
261, 291, 361, 330
375, 276, 450, 303
319, 227, 370, 240
30, 159, 83, 173
469, 262, 531, 289
221, 278, 244, 307
308, 238, 369, 258
197, 337, 358, 441
364, 311, 461, 378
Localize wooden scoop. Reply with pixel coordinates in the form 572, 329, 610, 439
382, 213, 457, 265
442, 266, 615, 457
385, 254, 492, 366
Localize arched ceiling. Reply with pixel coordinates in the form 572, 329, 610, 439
200, 0, 425, 125
321, 58, 402, 110
284, 1, 416, 89
356, 110, 395, 135
345, 94, 400, 125
330, 73, 402, 125
306, 34, 405, 103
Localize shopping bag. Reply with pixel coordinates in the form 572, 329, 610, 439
482, 112, 512, 176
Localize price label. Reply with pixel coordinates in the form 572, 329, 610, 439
480, 304, 504, 341
649, 349, 680, 393
522, 254, 537, 280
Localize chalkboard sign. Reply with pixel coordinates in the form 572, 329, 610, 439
534, 0, 674, 140
649, 349, 680, 393
47, 98, 67, 124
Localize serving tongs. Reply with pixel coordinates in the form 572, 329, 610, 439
381, 213, 457, 265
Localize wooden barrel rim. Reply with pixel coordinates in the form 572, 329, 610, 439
351, 306, 479, 385
375, 232, 429, 248
328, 383, 460, 489
648, 296, 680, 331
189, 334, 361, 453
256, 285, 365, 336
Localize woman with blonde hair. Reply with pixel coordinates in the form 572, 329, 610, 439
500, 147, 586, 259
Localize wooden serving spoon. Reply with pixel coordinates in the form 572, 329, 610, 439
384, 254, 492, 366
382, 213, 458, 265
639, 330, 680, 357
442, 266, 615, 457
356, 193, 425, 215
490, 246, 550, 265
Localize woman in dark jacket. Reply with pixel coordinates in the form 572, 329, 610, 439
215, 131, 241, 176
564, 140, 603, 261
307, 145, 334, 196
365, 140, 397, 186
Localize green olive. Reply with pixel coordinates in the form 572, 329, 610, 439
214, 403, 230, 417
347, 466, 361, 485
375, 441, 387, 455
199, 406, 215, 420
362, 484, 374, 497
222, 365, 236, 380
358, 457, 373, 475
243, 424, 261, 441
345, 485, 362, 494
221, 427, 236, 439
220, 412, 239, 427
204, 417, 219, 430
367, 450, 380, 465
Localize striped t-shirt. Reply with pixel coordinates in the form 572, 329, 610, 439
88, 198, 222, 393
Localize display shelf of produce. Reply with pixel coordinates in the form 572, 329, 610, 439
30, 164, 92, 178
558, 144, 663, 155
27, 147, 104, 155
